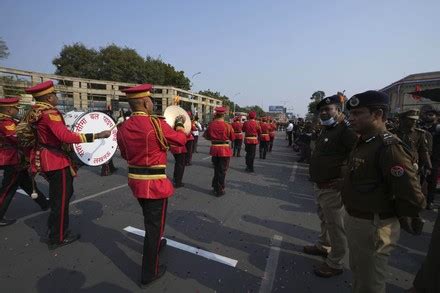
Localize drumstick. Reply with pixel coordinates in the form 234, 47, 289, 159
109, 122, 122, 131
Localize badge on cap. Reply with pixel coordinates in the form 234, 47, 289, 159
390, 165, 405, 177
325, 98, 330, 104
349, 97, 360, 107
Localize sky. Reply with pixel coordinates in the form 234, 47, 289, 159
1, 0, 439, 115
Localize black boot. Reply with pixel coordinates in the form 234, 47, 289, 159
140, 265, 167, 288
35, 195, 49, 211
48, 231, 81, 250
0, 218, 16, 227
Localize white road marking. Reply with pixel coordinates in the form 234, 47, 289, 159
259, 234, 283, 293
202, 156, 211, 160
17, 188, 27, 196
124, 226, 238, 268
291, 193, 314, 201
289, 163, 298, 182
18, 184, 128, 222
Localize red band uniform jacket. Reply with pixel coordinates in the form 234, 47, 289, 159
117, 112, 187, 199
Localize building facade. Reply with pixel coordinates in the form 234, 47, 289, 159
381, 71, 440, 114
0, 67, 222, 122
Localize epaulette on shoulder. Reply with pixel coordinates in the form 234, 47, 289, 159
381, 132, 401, 146
43, 109, 60, 115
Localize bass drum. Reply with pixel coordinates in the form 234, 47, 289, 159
63, 110, 85, 129
70, 111, 118, 166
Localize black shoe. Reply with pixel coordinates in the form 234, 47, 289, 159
39, 198, 50, 211
0, 218, 17, 227
174, 183, 185, 188
140, 265, 167, 288
303, 245, 328, 257
314, 263, 343, 278
215, 190, 225, 197
159, 238, 167, 253
48, 232, 81, 250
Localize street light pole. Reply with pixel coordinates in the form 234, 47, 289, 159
232, 92, 240, 115
190, 72, 202, 91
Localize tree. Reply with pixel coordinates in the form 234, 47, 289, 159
53, 43, 99, 79
242, 105, 265, 117
308, 90, 326, 114
198, 90, 235, 112
53, 43, 191, 88
0, 38, 10, 60
310, 90, 325, 101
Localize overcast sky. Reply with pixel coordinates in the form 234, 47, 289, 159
1, 0, 439, 115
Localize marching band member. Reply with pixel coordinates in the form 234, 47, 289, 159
203, 107, 234, 196
117, 83, 187, 287
25, 81, 110, 249
259, 117, 271, 159
231, 116, 243, 157
242, 111, 261, 172
0, 97, 49, 227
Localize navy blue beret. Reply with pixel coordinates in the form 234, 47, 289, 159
316, 95, 342, 111
346, 90, 390, 111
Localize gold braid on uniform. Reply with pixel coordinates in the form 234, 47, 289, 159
149, 116, 169, 151
17, 103, 54, 196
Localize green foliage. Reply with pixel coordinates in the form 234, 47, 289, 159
308, 100, 320, 114
308, 90, 326, 114
53, 43, 190, 89
242, 105, 265, 117
198, 89, 235, 113
0, 37, 9, 60
310, 90, 325, 101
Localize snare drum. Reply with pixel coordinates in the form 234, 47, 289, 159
70, 111, 118, 166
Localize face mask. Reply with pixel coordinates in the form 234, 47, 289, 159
320, 117, 336, 126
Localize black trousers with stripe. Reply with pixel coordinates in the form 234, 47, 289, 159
245, 144, 257, 170
259, 141, 268, 159
138, 198, 168, 283
211, 156, 230, 193
0, 165, 48, 220
185, 140, 194, 165
45, 167, 74, 242
173, 153, 186, 185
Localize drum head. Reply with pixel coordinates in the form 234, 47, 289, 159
71, 112, 118, 166
64, 111, 85, 129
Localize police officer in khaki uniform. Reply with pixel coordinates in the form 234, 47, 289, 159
393, 109, 432, 178
343, 90, 426, 293
306, 94, 358, 277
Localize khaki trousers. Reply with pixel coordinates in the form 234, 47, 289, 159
314, 186, 347, 269
345, 213, 400, 293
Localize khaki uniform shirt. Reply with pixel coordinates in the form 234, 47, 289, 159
342, 131, 426, 217
309, 120, 358, 183
394, 128, 428, 163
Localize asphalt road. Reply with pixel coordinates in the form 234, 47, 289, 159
0, 133, 437, 293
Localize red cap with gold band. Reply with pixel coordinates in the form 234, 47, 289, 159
25, 80, 55, 98
0, 97, 20, 107
121, 83, 153, 99
214, 106, 226, 114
